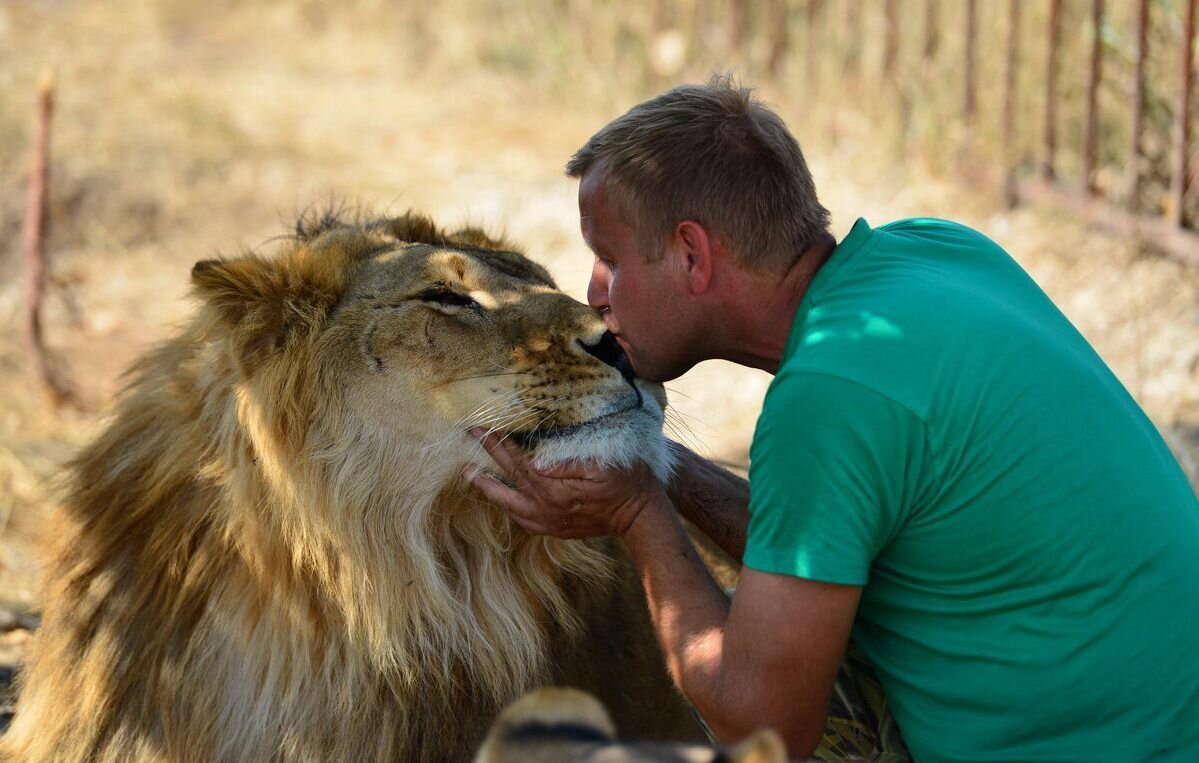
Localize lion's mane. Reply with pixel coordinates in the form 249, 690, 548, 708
1, 212, 698, 762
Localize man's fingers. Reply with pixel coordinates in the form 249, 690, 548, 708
464, 465, 576, 538
467, 465, 519, 501
470, 428, 524, 477
470, 429, 598, 486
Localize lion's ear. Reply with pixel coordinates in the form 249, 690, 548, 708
191, 256, 281, 328
191, 253, 342, 372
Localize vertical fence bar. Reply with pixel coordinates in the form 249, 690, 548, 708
805, 0, 819, 88
689, 0, 709, 65
652, 0, 670, 33
1042, 0, 1061, 181
964, 0, 977, 129
883, 0, 899, 80
1003, 0, 1022, 207
1172, 0, 1196, 227
767, 0, 789, 79
923, 0, 939, 64
1082, 0, 1105, 196
843, 0, 861, 78
728, 0, 746, 60
1127, 0, 1149, 209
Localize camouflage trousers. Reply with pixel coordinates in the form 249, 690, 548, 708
814, 644, 911, 762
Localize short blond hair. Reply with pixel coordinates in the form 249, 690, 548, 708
566, 75, 830, 273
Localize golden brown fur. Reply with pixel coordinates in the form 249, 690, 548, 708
1, 212, 702, 762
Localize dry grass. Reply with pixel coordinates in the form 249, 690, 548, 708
0, 0, 1195, 646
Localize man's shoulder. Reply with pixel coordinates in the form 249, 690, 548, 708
875, 216, 991, 241
763, 368, 918, 420
871, 217, 1013, 267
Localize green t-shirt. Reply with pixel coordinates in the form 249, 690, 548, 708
744, 218, 1199, 762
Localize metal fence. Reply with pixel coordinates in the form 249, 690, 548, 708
642, 0, 1199, 265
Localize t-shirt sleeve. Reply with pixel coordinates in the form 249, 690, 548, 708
744, 371, 926, 585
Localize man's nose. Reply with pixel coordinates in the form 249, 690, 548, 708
587, 259, 610, 314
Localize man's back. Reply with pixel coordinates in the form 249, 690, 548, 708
745, 217, 1199, 761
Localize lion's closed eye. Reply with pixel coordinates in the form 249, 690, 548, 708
415, 284, 480, 311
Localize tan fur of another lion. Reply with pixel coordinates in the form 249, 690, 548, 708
1, 212, 702, 762
476, 688, 787, 763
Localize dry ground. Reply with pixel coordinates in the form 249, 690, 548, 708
1, 0, 1196, 699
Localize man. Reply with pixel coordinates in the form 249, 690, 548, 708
466, 77, 1199, 762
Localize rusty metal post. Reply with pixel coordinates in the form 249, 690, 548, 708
1127, 0, 1149, 209
1082, 0, 1105, 196
923, 0, 939, 64
842, 0, 861, 78
1042, 0, 1061, 182
767, 0, 790, 80
883, 0, 899, 81
1002, 0, 1022, 208
804, 0, 820, 89
964, 0, 978, 129
728, 0, 746, 60
1171, 0, 1197, 227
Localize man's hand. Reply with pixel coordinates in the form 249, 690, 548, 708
464, 428, 666, 539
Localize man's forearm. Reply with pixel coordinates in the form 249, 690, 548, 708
667, 446, 751, 562
621, 492, 747, 741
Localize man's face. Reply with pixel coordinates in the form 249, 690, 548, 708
579, 170, 696, 383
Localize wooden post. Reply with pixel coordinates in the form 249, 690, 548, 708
767, 0, 790, 80
1042, 0, 1062, 181
1127, 0, 1149, 210
652, 0, 671, 36
923, 0, 939, 64
804, 0, 819, 88
964, 0, 977, 129
22, 70, 72, 407
843, 0, 861, 78
883, 0, 899, 81
728, 0, 746, 60
690, 0, 710, 64
1002, 0, 1022, 208
1171, 0, 1197, 227
1082, 0, 1105, 197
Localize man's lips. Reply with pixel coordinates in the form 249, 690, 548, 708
606, 334, 646, 386
612, 333, 630, 354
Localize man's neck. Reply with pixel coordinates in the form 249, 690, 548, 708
712, 233, 837, 375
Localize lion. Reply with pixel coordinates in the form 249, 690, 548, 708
0, 211, 706, 762
475, 687, 788, 763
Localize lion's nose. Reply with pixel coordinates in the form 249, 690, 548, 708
579, 332, 636, 385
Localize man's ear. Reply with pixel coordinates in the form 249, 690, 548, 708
674, 220, 715, 295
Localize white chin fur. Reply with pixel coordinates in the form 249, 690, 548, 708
531, 385, 676, 483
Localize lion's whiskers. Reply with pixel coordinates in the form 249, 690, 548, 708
663, 409, 707, 455
418, 389, 527, 454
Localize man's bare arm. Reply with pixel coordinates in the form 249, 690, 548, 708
466, 431, 860, 758
667, 444, 750, 562
622, 492, 861, 757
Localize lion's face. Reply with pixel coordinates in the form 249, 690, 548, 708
192, 214, 674, 489
331, 239, 670, 472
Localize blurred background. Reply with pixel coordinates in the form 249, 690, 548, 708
2, 0, 1198, 718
